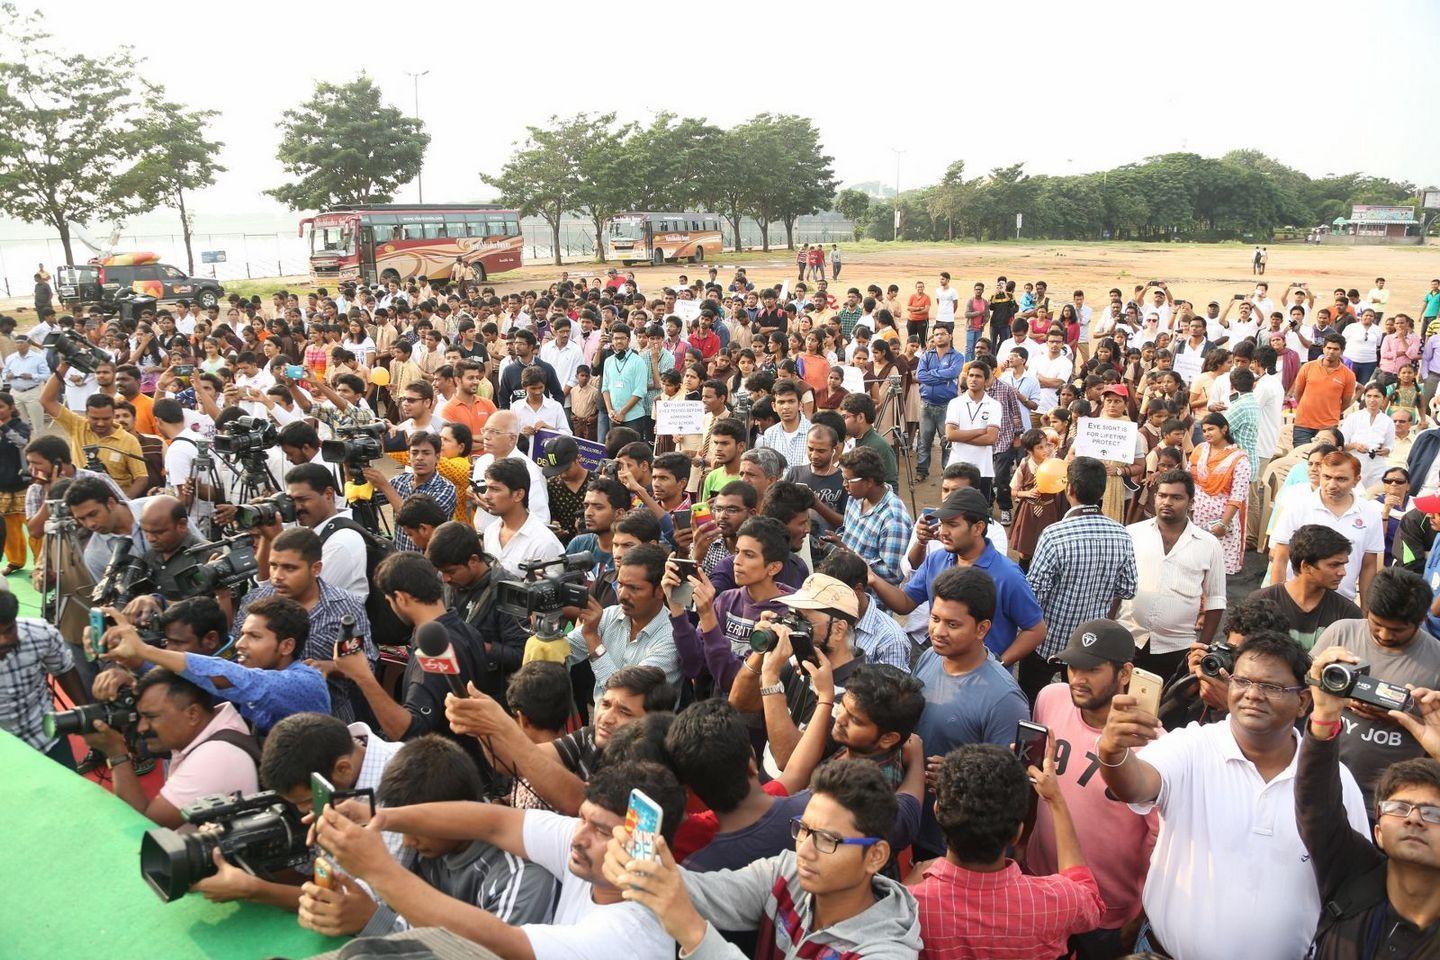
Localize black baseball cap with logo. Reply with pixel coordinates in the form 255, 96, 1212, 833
539, 436, 580, 478
931, 488, 991, 521
1050, 618, 1135, 669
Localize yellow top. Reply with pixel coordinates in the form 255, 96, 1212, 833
53, 406, 146, 493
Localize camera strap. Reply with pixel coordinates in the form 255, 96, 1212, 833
203, 728, 262, 764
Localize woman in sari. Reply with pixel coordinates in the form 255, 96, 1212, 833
868, 338, 906, 439
1190, 411, 1251, 574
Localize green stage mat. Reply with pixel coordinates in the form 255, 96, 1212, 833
0, 729, 344, 960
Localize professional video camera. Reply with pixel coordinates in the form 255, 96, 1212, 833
43, 689, 138, 740
43, 329, 111, 375
231, 493, 296, 530
174, 534, 260, 596
1310, 661, 1412, 713
212, 415, 280, 457
1198, 640, 1237, 679
92, 540, 156, 606
320, 422, 386, 470
140, 791, 309, 903
496, 551, 594, 619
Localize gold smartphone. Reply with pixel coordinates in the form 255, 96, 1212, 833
1128, 668, 1164, 716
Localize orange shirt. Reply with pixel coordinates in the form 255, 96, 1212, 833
1293, 358, 1356, 429
907, 294, 932, 322
128, 391, 157, 436
441, 393, 497, 434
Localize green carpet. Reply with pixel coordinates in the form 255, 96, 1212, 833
0, 729, 344, 960
8, 562, 44, 620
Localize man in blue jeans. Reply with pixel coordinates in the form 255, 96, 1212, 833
915, 323, 965, 482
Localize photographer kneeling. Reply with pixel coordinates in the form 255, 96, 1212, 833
80, 667, 259, 829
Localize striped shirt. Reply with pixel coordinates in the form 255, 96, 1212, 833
841, 487, 912, 587
390, 469, 457, 552
1026, 506, 1138, 658
0, 618, 74, 751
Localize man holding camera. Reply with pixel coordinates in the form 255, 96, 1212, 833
362, 431, 455, 553
0, 591, 91, 769
80, 667, 259, 829
426, 522, 528, 686
262, 463, 370, 603
567, 543, 680, 704
63, 481, 200, 602
40, 364, 147, 498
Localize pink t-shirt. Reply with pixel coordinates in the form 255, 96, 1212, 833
1024, 682, 1159, 929
159, 702, 260, 812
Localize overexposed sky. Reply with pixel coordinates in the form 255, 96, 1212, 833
23, 0, 1440, 224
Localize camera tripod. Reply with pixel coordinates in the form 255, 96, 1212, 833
339, 464, 390, 537
183, 440, 228, 540
40, 500, 97, 680
870, 374, 919, 516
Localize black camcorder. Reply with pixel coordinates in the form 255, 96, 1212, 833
43, 330, 111, 375
213, 415, 279, 458
1198, 640, 1237, 679
92, 540, 156, 607
1311, 661, 1412, 713
140, 791, 310, 903
232, 494, 297, 530
750, 612, 817, 666
321, 422, 386, 469
174, 535, 259, 596
496, 551, 594, 619
43, 689, 138, 740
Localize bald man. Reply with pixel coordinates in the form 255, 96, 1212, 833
116, 494, 209, 623
470, 409, 551, 533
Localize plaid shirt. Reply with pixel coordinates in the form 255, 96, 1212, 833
1226, 393, 1260, 466
390, 470, 457, 552
841, 487, 912, 586
1026, 506, 1138, 658
758, 416, 813, 469
0, 618, 74, 750
836, 305, 864, 339
986, 376, 1028, 452
310, 399, 377, 433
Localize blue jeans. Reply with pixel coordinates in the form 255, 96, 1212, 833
597, 404, 611, 446
917, 403, 949, 476
965, 327, 981, 358
1292, 425, 1319, 446
1352, 361, 1377, 386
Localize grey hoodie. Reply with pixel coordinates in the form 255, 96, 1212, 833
681, 850, 922, 960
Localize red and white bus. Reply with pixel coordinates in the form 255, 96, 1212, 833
605, 211, 722, 266
300, 203, 523, 285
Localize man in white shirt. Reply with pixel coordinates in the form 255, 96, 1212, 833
1269, 450, 1383, 604
1368, 277, 1390, 320
944, 362, 1001, 500
4, 336, 50, 428
513, 368, 571, 456
471, 409, 550, 533
1097, 633, 1370, 960
999, 348, 1041, 429
1219, 297, 1260, 346
478, 456, 563, 578
1032, 328, 1073, 413
233, 351, 276, 418
1250, 282, 1276, 321
539, 318, 585, 398
281, 462, 370, 602
934, 272, 959, 326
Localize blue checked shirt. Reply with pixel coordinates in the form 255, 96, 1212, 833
181, 653, 330, 735
0, 618, 74, 751
758, 416, 813, 469
841, 487, 912, 587
1226, 393, 1260, 466
389, 470, 457, 552
853, 598, 914, 669
1026, 506, 1138, 658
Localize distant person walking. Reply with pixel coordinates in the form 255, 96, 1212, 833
1252, 246, 1263, 275
33, 271, 52, 317
830, 244, 841, 280
796, 244, 808, 282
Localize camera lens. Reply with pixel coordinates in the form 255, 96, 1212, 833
139, 829, 216, 903
749, 627, 778, 654
1319, 662, 1354, 694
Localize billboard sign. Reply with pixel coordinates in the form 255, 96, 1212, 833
1350, 205, 1415, 223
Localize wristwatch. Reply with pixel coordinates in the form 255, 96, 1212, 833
589, 643, 607, 662
106, 754, 132, 770
759, 682, 785, 698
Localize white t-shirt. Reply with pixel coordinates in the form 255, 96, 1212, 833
1342, 322, 1381, 363
520, 811, 675, 960
944, 393, 1002, 477
234, 368, 276, 418
1228, 317, 1259, 345
1271, 490, 1384, 600
934, 286, 959, 324
313, 512, 370, 601
1032, 352, 1073, 413
1253, 373, 1284, 459
472, 450, 551, 532
999, 371, 1041, 428
1339, 409, 1397, 488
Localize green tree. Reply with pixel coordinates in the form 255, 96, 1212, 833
482, 116, 584, 265
0, 5, 165, 265
570, 113, 637, 263
765, 116, 838, 249
125, 100, 224, 274
626, 113, 723, 211
835, 188, 872, 225
266, 76, 428, 211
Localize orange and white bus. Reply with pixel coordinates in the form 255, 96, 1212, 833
605, 211, 722, 266
300, 203, 523, 285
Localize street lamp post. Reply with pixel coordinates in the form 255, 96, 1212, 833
891, 148, 905, 241
405, 70, 430, 203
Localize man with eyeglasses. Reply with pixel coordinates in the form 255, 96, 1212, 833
470, 410, 550, 533
1299, 647, 1440, 958
1099, 631, 1370, 959
390, 381, 445, 437
602, 759, 923, 960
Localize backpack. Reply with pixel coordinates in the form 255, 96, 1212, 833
318, 516, 412, 648
207, 727, 263, 762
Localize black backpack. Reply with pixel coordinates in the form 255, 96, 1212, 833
318, 516, 412, 648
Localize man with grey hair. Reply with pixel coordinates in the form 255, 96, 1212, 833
737, 446, 785, 506
469, 409, 550, 532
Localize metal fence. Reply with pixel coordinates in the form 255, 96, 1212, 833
0, 214, 856, 297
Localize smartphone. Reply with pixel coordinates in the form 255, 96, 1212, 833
625, 788, 664, 862
921, 507, 938, 527
1014, 720, 1048, 774
1232, 294, 1246, 301
285, 363, 305, 379
789, 628, 819, 669
692, 500, 712, 525
667, 558, 697, 610
1129, 668, 1164, 717
672, 507, 692, 531
87, 607, 108, 662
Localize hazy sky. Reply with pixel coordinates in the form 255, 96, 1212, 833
19, 0, 1440, 228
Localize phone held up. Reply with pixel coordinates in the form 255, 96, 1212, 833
625, 788, 664, 864
310, 772, 377, 889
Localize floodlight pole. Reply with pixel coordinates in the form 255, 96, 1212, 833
406, 70, 430, 203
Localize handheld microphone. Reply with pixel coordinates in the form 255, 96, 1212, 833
415, 620, 467, 699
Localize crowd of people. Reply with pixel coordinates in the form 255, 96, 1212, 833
4, 260, 1440, 960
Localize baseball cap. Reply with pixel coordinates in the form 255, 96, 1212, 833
1050, 619, 1136, 669
1101, 384, 1130, 398
930, 488, 990, 521
1416, 494, 1440, 514
538, 436, 580, 478
778, 573, 859, 620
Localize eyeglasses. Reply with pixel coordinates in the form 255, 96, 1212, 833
712, 505, 745, 515
1383, 477, 1408, 485
1228, 675, 1306, 698
790, 818, 882, 854
1378, 799, 1440, 825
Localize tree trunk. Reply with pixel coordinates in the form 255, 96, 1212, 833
592, 215, 606, 264
56, 217, 75, 266
783, 217, 796, 249
726, 211, 743, 252
549, 214, 563, 266
178, 188, 195, 275
759, 219, 770, 252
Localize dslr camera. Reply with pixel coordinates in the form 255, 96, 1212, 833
1198, 640, 1237, 679
140, 791, 309, 903
749, 611, 813, 654
213, 415, 279, 458
321, 422, 386, 469
496, 552, 594, 620
43, 329, 111, 375
231, 493, 297, 530
1311, 661, 1412, 713
43, 689, 139, 741
174, 535, 260, 596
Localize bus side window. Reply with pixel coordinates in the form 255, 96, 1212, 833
423, 222, 445, 240
505, 219, 520, 236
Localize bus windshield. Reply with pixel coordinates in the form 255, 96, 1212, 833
610, 217, 647, 237
313, 223, 356, 255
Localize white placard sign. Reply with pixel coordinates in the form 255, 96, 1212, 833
1072, 416, 1139, 462
655, 399, 706, 436
672, 299, 702, 323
